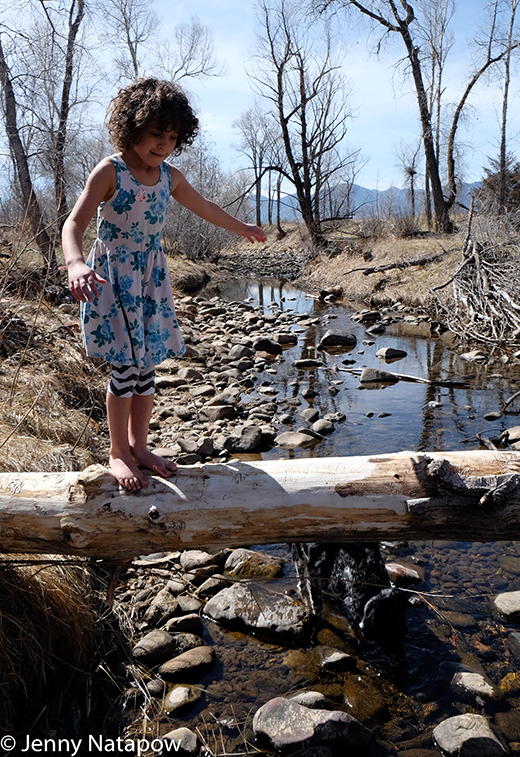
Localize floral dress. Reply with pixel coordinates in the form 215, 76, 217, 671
82, 154, 185, 370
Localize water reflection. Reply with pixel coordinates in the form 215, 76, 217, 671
202, 277, 520, 458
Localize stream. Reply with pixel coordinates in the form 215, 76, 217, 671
157, 277, 520, 754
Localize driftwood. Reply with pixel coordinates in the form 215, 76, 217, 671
2, 451, 520, 560
344, 249, 451, 277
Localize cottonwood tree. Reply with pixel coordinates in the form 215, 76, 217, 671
250, 0, 355, 247
233, 104, 280, 226
0, 32, 55, 269
316, 0, 518, 230
101, 0, 223, 82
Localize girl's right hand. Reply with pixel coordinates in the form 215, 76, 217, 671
68, 261, 107, 302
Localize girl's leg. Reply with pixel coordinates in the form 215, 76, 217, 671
128, 391, 177, 477
106, 390, 148, 490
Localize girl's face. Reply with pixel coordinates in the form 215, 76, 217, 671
131, 119, 179, 166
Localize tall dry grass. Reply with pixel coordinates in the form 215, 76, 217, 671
0, 556, 100, 735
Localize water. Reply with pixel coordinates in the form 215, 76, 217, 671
160, 278, 520, 753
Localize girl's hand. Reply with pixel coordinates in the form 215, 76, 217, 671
240, 223, 267, 244
68, 261, 107, 302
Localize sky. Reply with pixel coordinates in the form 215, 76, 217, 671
153, 0, 520, 191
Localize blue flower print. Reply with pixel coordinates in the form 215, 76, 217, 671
110, 244, 131, 264
120, 290, 137, 312
98, 221, 121, 242
144, 187, 169, 224
112, 188, 136, 215
143, 296, 158, 318
91, 319, 116, 347
131, 249, 148, 272
159, 297, 174, 318
122, 222, 145, 244
106, 346, 131, 365
152, 266, 167, 287
128, 319, 144, 349
116, 274, 134, 293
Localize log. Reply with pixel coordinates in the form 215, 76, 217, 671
2, 450, 520, 560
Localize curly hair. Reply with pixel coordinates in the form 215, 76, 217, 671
106, 78, 199, 154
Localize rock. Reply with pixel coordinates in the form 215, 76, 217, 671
508, 631, 520, 658
167, 632, 205, 656
357, 310, 381, 323
145, 678, 166, 698
461, 349, 488, 363
360, 368, 399, 383
315, 646, 357, 673
451, 671, 498, 700
203, 582, 308, 640
162, 684, 201, 714
178, 367, 204, 382
366, 323, 386, 335
252, 697, 372, 751
318, 330, 357, 349
288, 691, 331, 709
312, 419, 334, 435
229, 344, 253, 359
131, 630, 176, 666
177, 596, 204, 614
225, 548, 284, 578
163, 614, 204, 636
194, 575, 231, 599
376, 347, 407, 360
225, 425, 263, 452
275, 431, 320, 448
292, 359, 325, 369
180, 550, 216, 571
504, 425, 520, 442
494, 590, 520, 620
253, 337, 283, 355
158, 646, 216, 682
432, 714, 506, 756
300, 407, 320, 422
143, 589, 179, 626
484, 411, 502, 421
385, 561, 423, 586
200, 405, 236, 422
162, 727, 199, 756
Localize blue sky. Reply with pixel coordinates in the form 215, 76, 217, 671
156, 0, 520, 189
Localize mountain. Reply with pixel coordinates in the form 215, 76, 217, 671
256, 181, 481, 222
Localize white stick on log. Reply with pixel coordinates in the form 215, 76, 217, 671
2, 450, 520, 560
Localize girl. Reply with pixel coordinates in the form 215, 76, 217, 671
62, 78, 266, 491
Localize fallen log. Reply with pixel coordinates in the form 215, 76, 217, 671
3, 451, 520, 560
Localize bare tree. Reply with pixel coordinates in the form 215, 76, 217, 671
233, 104, 280, 226
396, 141, 421, 216
250, 0, 355, 247
155, 17, 226, 81
497, 0, 519, 212
0, 33, 55, 269
101, 0, 159, 80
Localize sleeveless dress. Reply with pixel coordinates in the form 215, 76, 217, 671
81, 154, 185, 370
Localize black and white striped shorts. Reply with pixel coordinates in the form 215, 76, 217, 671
108, 365, 156, 398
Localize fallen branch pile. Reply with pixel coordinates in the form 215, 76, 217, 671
344, 249, 450, 276
431, 236, 520, 345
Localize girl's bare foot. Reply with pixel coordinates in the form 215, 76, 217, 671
131, 445, 177, 477
110, 452, 148, 491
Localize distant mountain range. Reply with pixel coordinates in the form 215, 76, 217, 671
256, 181, 481, 222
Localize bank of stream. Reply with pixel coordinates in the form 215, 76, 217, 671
115, 274, 520, 756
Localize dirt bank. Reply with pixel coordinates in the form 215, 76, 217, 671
218, 222, 465, 311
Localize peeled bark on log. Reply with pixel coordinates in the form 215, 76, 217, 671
2, 451, 520, 560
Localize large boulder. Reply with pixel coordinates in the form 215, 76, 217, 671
252, 697, 372, 751
203, 582, 307, 640
432, 714, 506, 757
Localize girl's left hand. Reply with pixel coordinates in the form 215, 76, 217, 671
241, 224, 267, 244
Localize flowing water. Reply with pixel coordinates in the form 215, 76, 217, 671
160, 278, 520, 754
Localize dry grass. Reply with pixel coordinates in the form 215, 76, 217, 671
0, 556, 100, 734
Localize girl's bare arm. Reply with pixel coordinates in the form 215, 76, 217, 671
62, 159, 116, 302
170, 166, 267, 243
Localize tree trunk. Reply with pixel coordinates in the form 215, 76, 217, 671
0, 36, 56, 270
2, 451, 520, 560
55, 0, 85, 231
